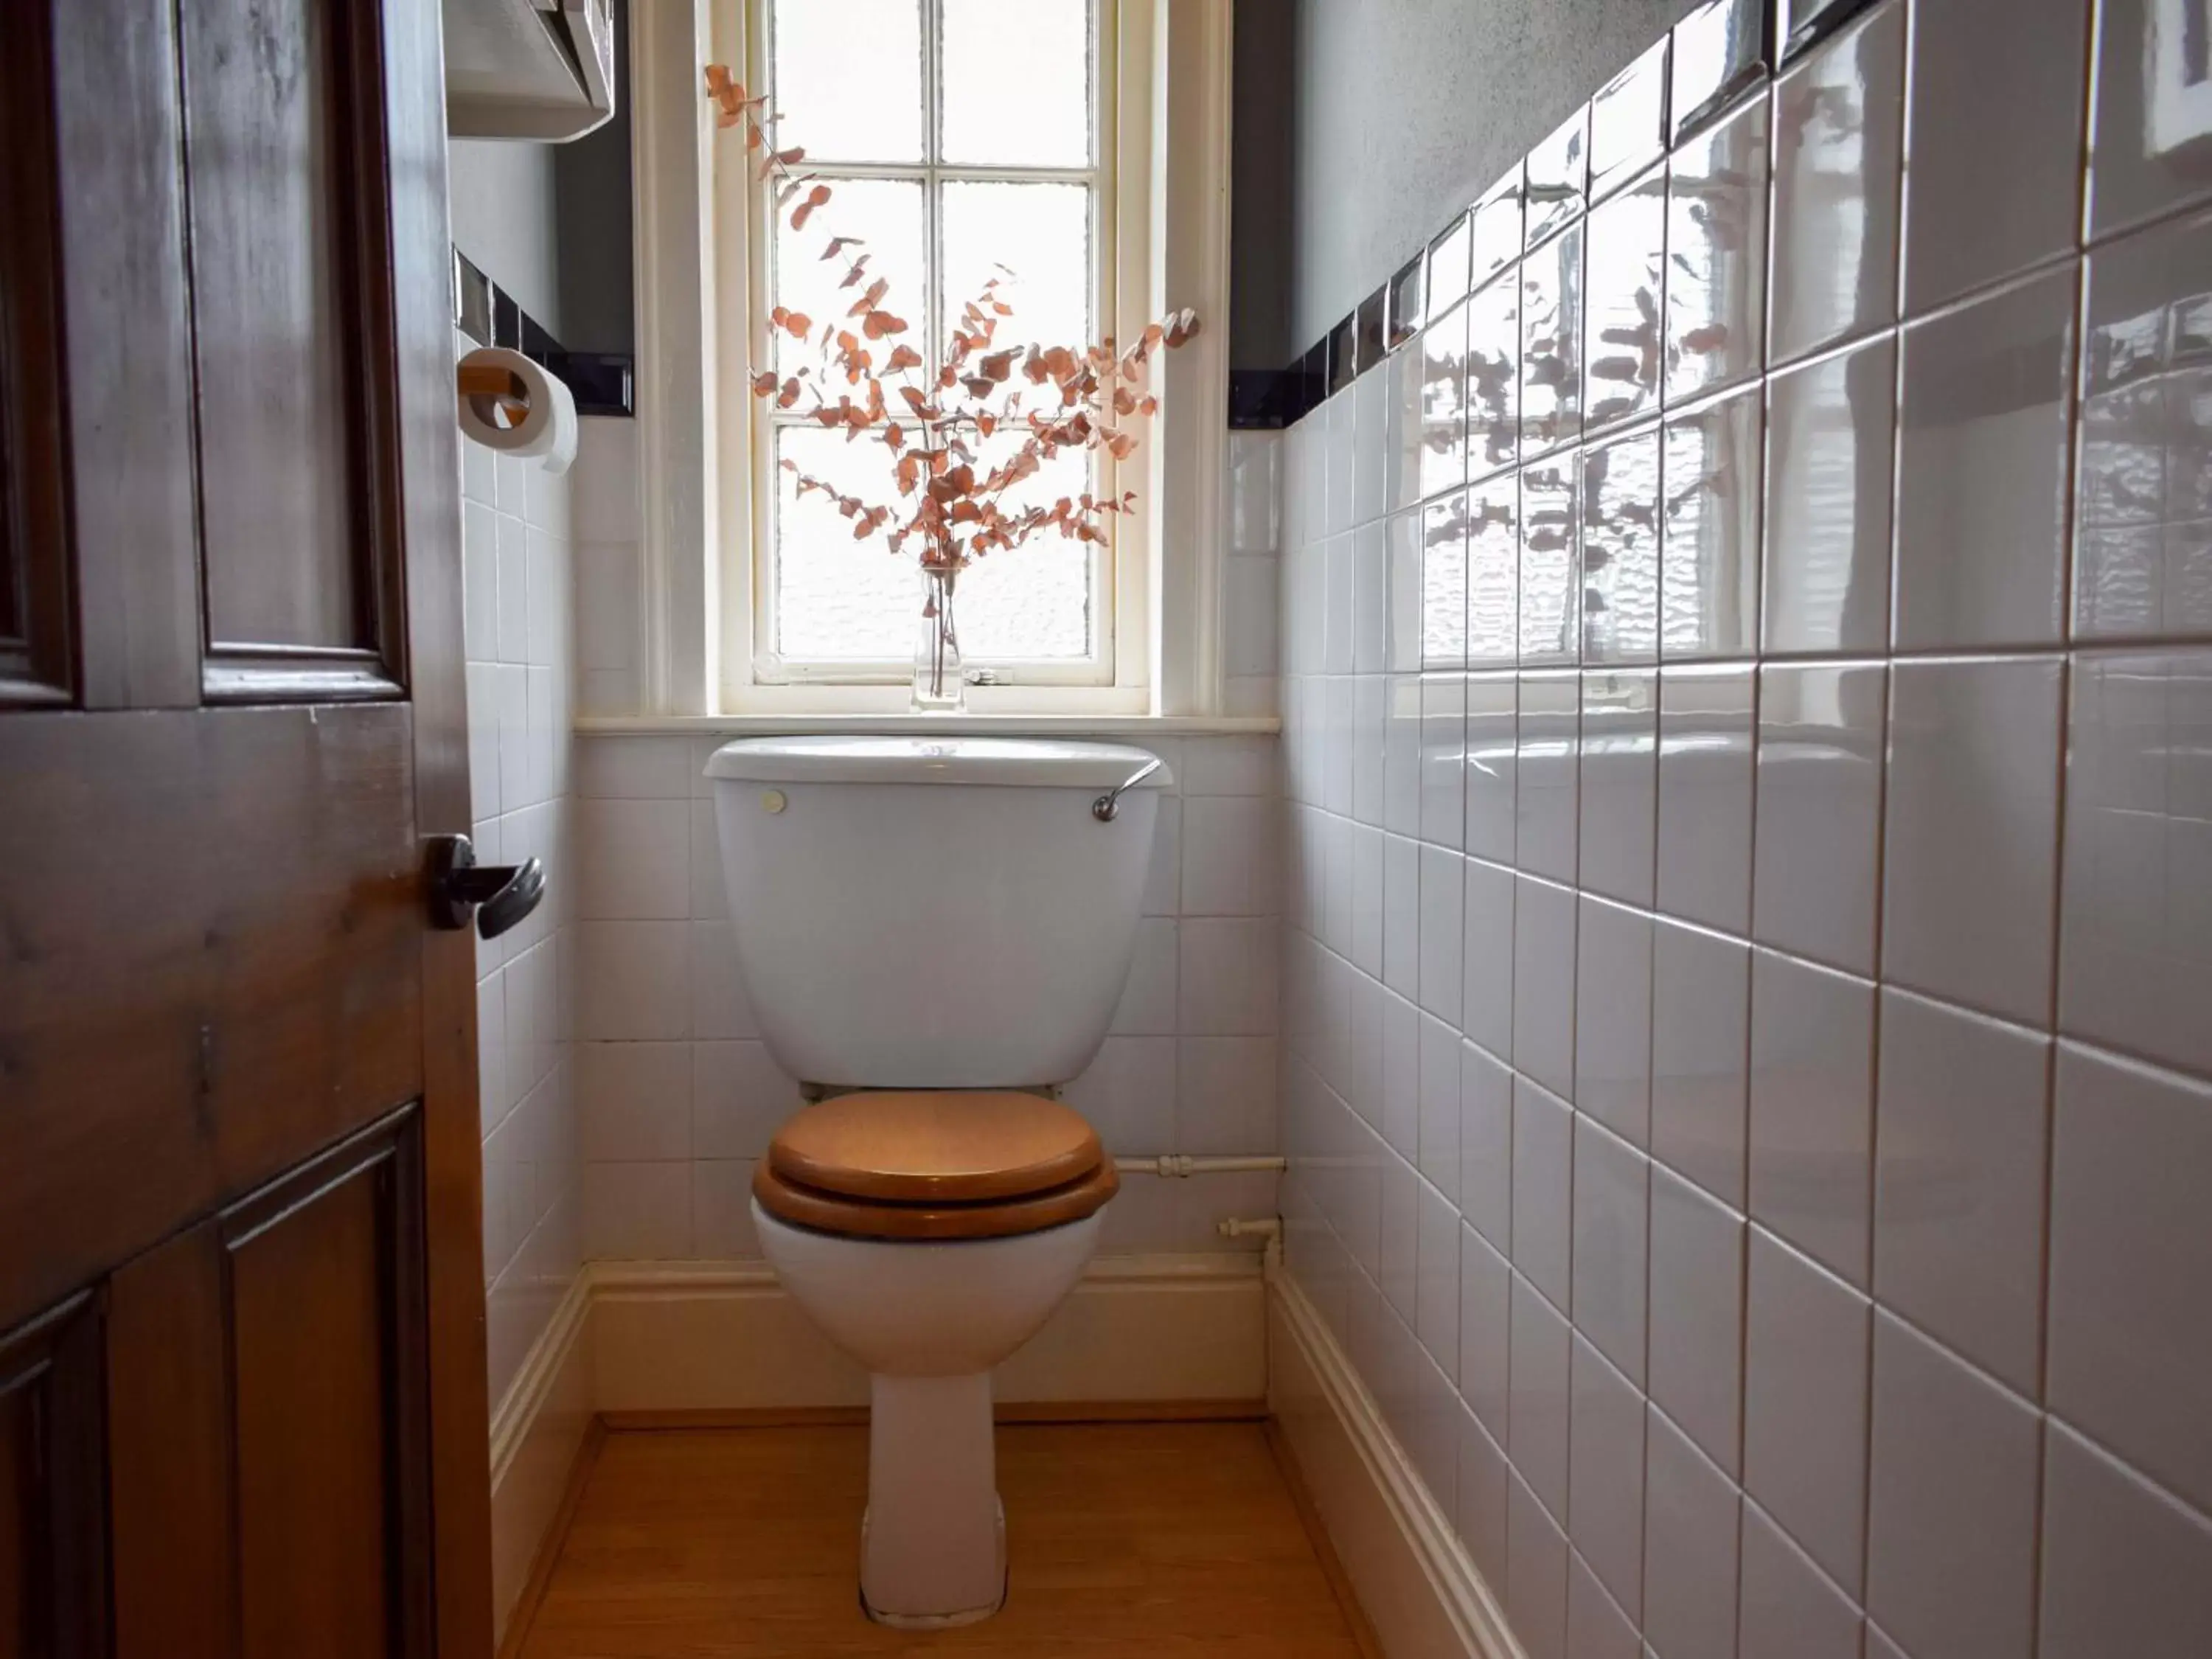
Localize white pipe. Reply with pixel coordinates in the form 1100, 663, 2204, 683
1214, 1216, 1281, 1242
1113, 1154, 1286, 1178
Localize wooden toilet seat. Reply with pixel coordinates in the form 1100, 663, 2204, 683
754, 1090, 1119, 1241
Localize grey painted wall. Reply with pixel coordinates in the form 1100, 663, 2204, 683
1276, 0, 1700, 354
449, 137, 563, 334
554, 0, 636, 355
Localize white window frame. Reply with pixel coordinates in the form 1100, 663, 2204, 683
747, 0, 1122, 691
630, 0, 1231, 717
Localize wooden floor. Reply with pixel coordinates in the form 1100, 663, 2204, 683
512, 1421, 1373, 1657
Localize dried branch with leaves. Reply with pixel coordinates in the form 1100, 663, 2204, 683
704, 64, 1200, 584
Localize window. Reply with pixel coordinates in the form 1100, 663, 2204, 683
746, 0, 1116, 686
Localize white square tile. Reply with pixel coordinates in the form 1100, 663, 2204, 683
1180, 794, 1278, 917
1647, 1161, 1745, 1475
1352, 520, 1389, 675
1464, 672, 1519, 862
1510, 1272, 1573, 1522
1324, 675, 1356, 817
574, 919, 689, 1040
1324, 386, 1355, 535
1767, 0, 1905, 364
582, 1160, 692, 1260
1417, 302, 1470, 504
574, 797, 690, 921
495, 509, 530, 664
1460, 1038, 1514, 1251
1873, 987, 2050, 1395
1579, 669, 1657, 905
1065, 1034, 1178, 1153
1174, 1035, 1273, 1156
2047, 1043, 2212, 1514
575, 540, 640, 675
1461, 855, 1515, 1061
575, 734, 691, 799
1467, 276, 1521, 485
2060, 650, 2212, 1076
1381, 988, 1419, 1161
1582, 167, 1666, 434
1416, 1177, 1462, 1374
1743, 1228, 1870, 1596
1660, 385, 1764, 660
2076, 207, 2212, 641
1568, 1334, 1649, 1618
1590, 38, 1667, 200
1902, 0, 2087, 310
687, 919, 759, 1041
1753, 661, 1886, 974
467, 661, 504, 821
1520, 223, 1586, 462
1573, 895, 1652, 1146
1519, 451, 1582, 662
1508, 1469, 1571, 1659
2039, 1419, 2212, 1659
1458, 1405, 1513, 1590
1461, 1221, 1513, 1432
572, 414, 640, 542
1657, 664, 1755, 934
1651, 917, 1750, 1208
1383, 831, 1421, 998
1516, 670, 1580, 880
1178, 917, 1277, 1036
1354, 358, 1388, 526
1893, 269, 2074, 649
526, 524, 565, 669
1512, 876, 1578, 1096
1572, 1113, 1649, 1384
1324, 535, 1356, 675
1512, 1077, 1574, 1309
1739, 1498, 1863, 1659
1420, 674, 1467, 849
476, 970, 510, 1133
691, 1040, 800, 1160
1417, 844, 1464, 1021
1350, 821, 1385, 978
1568, 1551, 1641, 1659
495, 662, 531, 816
1141, 793, 1181, 918
577, 1040, 692, 1162
1386, 508, 1425, 672
1381, 1155, 1419, 1322
1110, 917, 1180, 1035
1882, 655, 2064, 1024
692, 1160, 762, 1259
1385, 674, 1423, 837
1762, 335, 1897, 655
1467, 473, 1519, 659
1417, 1010, 1461, 1201
1749, 948, 1876, 1287
1666, 94, 1769, 403
1865, 1311, 2041, 1659
1353, 675, 1387, 828
1642, 1404, 1742, 1659
462, 499, 499, 662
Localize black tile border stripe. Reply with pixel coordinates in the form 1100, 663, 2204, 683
454, 246, 636, 419
1225, 0, 1862, 431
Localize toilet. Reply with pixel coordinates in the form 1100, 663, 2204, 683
704, 736, 1170, 1627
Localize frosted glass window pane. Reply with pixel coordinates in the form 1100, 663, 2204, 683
940, 0, 1092, 167
774, 426, 914, 660
769, 0, 922, 162
941, 181, 1091, 359
957, 428, 1094, 658
773, 425, 1095, 663
772, 178, 925, 376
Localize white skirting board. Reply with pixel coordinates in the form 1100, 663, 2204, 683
488, 1272, 593, 1643
487, 1252, 1267, 1643
1267, 1273, 1523, 1659
587, 1252, 1267, 1411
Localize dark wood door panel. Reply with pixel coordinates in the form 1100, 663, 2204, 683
0, 703, 424, 1331
0, 0, 74, 711
181, 0, 408, 703
226, 1110, 431, 1659
0, 1293, 108, 1659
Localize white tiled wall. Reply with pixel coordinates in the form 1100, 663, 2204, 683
568, 726, 1284, 1260
1276, 0, 2212, 1654
461, 357, 586, 1412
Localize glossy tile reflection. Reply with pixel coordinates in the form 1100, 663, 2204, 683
1519, 453, 1580, 665
1521, 223, 1585, 455
1583, 167, 1666, 432
1661, 386, 1762, 660
1582, 430, 1661, 664
1466, 269, 1520, 479
1666, 94, 1768, 403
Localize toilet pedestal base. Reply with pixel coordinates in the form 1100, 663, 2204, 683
859, 1371, 1006, 1627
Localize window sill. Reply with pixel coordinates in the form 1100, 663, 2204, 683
573, 712, 1281, 738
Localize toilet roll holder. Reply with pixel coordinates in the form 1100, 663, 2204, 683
457, 362, 532, 428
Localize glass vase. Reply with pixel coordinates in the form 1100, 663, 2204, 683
911, 566, 967, 713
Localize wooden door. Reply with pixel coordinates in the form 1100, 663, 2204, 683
0, 0, 491, 1655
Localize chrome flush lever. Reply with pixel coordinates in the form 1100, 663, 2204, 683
1091, 757, 1163, 822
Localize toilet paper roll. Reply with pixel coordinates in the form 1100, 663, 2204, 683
456, 345, 577, 476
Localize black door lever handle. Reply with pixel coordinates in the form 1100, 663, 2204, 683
428, 834, 546, 940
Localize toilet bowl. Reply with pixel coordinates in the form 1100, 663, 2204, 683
706, 737, 1169, 1625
